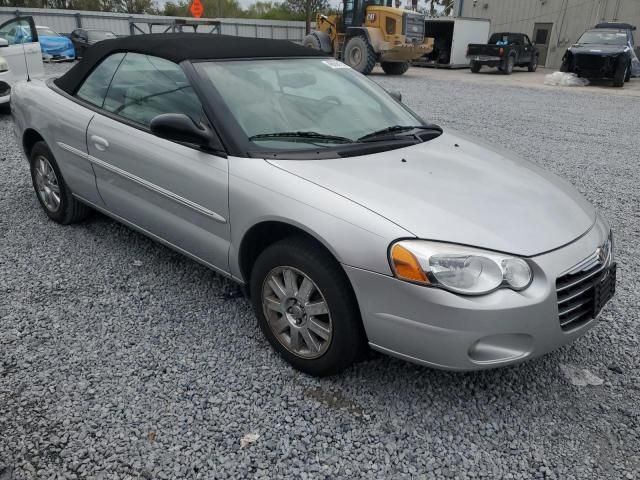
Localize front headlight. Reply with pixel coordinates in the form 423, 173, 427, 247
0, 58, 9, 73
389, 240, 532, 295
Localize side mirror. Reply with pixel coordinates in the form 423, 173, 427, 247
150, 113, 218, 150
387, 89, 402, 102
0, 38, 8, 47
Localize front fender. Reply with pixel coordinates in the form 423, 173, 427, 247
228, 156, 412, 280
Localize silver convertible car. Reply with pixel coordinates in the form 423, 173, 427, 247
11, 34, 616, 376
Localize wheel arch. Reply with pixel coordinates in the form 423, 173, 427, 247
22, 128, 45, 158
237, 219, 345, 290
346, 26, 370, 43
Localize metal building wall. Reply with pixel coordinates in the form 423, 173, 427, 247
0, 7, 308, 41
459, 0, 640, 69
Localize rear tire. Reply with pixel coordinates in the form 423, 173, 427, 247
250, 237, 367, 376
528, 55, 538, 72
470, 61, 481, 73
302, 33, 322, 51
0, 102, 10, 115
502, 55, 515, 75
560, 59, 569, 72
29, 141, 91, 224
381, 61, 409, 75
343, 35, 377, 75
613, 59, 629, 87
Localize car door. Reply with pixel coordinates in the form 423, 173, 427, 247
510, 34, 528, 63
0, 16, 44, 81
523, 35, 535, 63
86, 52, 231, 273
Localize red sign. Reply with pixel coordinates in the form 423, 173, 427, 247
190, 0, 204, 18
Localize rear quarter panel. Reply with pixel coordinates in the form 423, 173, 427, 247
12, 79, 101, 204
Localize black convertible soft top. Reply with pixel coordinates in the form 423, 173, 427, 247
54, 33, 327, 95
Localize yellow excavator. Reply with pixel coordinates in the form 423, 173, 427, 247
303, 0, 433, 75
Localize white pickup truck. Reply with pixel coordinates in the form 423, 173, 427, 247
0, 16, 44, 112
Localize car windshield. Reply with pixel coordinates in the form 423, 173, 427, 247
577, 30, 627, 45
194, 58, 424, 151
90, 31, 117, 40
37, 27, 58, 36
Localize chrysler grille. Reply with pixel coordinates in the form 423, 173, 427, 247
555, 236, 613, 331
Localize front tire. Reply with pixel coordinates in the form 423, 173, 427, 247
29, 141, 91, 224
381, 61, 409, 75
625, 63, 631, 82
343, 35, 377, 75
250, 237, 367, 376
302, 33, 321, 51
528, 55, 538, 72
613, 59, 629, 87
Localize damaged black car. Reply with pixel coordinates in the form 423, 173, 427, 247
561, 26, 634, 87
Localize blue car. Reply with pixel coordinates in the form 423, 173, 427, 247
36, 26, 75, 62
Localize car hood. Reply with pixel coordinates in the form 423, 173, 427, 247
267, 131, 596, 257
569, 44, 628, 56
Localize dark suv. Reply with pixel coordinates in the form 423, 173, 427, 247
561, 23, 636, 87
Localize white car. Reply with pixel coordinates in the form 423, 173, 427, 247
0, 15, 44, 112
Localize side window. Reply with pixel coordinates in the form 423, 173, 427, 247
76, 52, 125, 107
509, 34, 523, 46
103, 53, 203, 128
0, 18, 34, 45
524, 35, 532, 46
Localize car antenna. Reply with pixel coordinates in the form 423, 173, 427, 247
20, 23, 31, 82
21, 42, 31, 82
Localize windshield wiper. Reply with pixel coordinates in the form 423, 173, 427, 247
249, 131, 353, 144
357, 125, 442, 142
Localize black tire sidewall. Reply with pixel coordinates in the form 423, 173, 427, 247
29, 142, 71, 223
613, 61, 627, 87
504, 56, 514, 74
250, 238, 365, 376
381, 61, 409, 75
302, 34, 321, 50
344, 36, 376, 75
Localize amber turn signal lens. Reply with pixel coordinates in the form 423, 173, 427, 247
390, 244, 429, 284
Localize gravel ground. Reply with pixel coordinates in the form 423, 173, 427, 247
0, 62, 638, 480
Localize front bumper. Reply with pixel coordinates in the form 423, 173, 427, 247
565, 53, 619, 79
468, 55, 503, 67
42, 48, 75, 62
380, 40, 434, 62
345, 217, 613, 370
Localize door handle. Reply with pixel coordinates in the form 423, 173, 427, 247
91, 135, 109, 151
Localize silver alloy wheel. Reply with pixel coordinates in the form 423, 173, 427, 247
261, 266, 332, 359
34, 156, 61, 212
